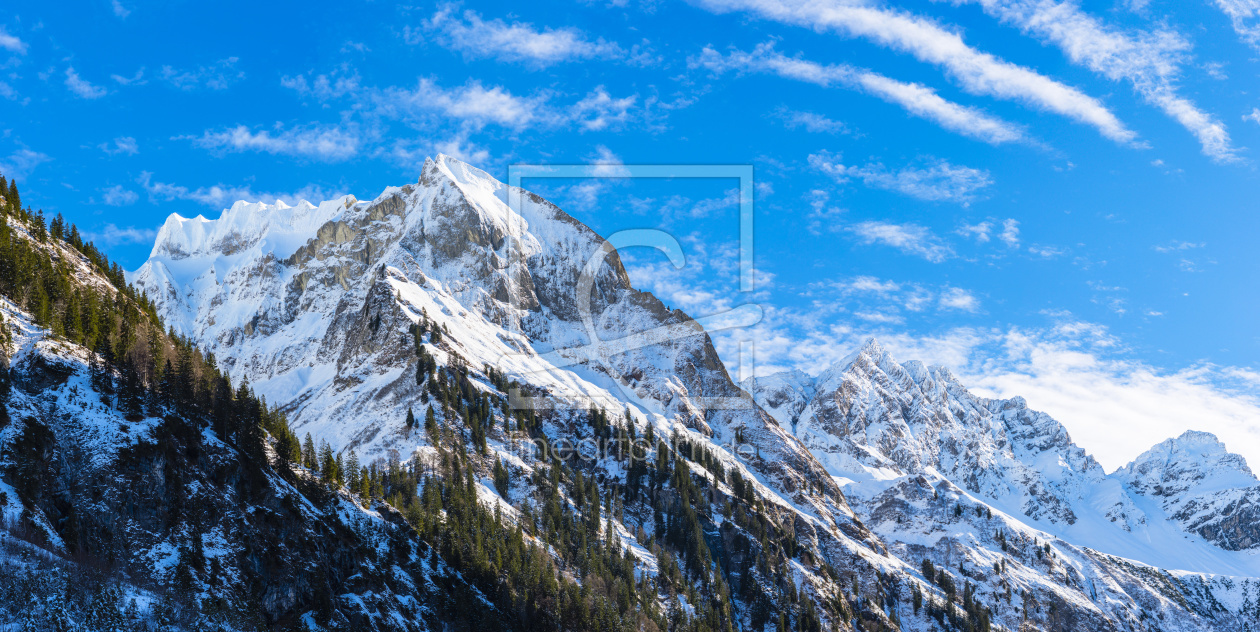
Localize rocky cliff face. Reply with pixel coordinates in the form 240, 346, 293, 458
121, 155, 1260, 631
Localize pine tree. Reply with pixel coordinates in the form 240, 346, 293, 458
346, 451, 360, 493
425, 406, 438, 444
303, 433, 316, 470
494, 457, 510, 498
319, 440, 335, 481
406, 406, 416, 431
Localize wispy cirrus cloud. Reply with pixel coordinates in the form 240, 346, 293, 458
371, 77, 644, 134
570, 87, 637, 131
65, 67, 107, 99
99, 136, 139, 156
0, 148, 51, 181
694, 0, 1136, 144
376, 78, 555, 130
415, 5, 635, 67
998, 218, 1019, 248
86, 223, 154, 246
0, 26, 27, 55
810, 151, 992, 204
952, 0, 1236, 162
939, 286, 980, 311
137, 172, 340, 209
281, 68, 360, 102
188, 123, 361, 162
1153, 240, 1204, 253
847, 220, 954, 262
1211, 0, 1260, 52
161, 57, 244, 91
773, 107, 849, 134
99, 185, 138, 206
696, 43, 1028, 145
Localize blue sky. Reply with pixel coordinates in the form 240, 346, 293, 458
2, 0, 1260, 469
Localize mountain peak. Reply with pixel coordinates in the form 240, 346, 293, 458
1119, 429, 1257, 496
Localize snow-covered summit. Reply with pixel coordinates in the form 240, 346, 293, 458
1119, 430, 1257, 493
1117, 429, 1260, 552
149, 196, 358, 261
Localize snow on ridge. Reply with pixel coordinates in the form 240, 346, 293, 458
148, 195, 358, 262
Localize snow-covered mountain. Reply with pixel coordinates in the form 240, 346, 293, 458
745, 338, 1260, 578
1118, 430, 1260, 552
124, 154, 1260, 631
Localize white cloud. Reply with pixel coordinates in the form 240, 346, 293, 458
957, 221, 992, 242
696, 44, 1028, 145
137, 172, 340, 209
570, 87, 637, 131
0, 26, 26, 55
387, 131, 491, 170
586, 145, 629, 176
939, 286, 980, 311
86, 224, 155, 246
1154, 240, 1204, 253
381, 78, 555, 130
111, 0, 131, 18
99, 136, 139, 156
810, 151, 992, 204
963, 327, 1260, 472
0, 148, 51, 181
1028, 244, 1066, 257
65, 67, 107, 99
1213, 0, 1260, 52
694, 0, 1136, 144
774, 108, 849, 134
998, 218, 1019, 248
375, 77, 642, 136
111, 69, 145, 86
848, 220, 954, 262
956, 0, 1237, 162
1245, 108, 1260, 125
850, 161, 992, 204
806, 189, 845, 235
189, 123, 360, 162
419, 5, 626, 67
854, 310, 905, 324
161, 57, 244, 91
847, 275, 901, 295
100, 185, 138, 206
281, 69, 361, 101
